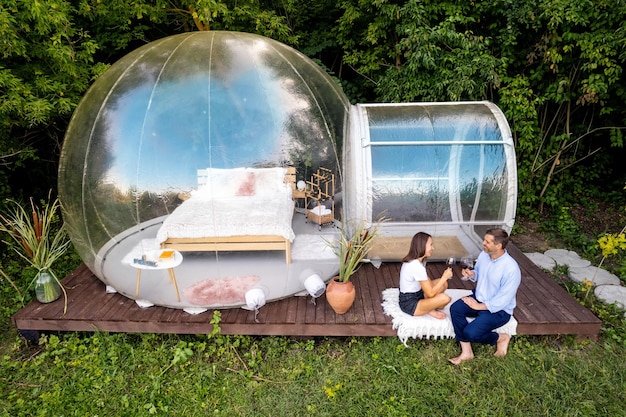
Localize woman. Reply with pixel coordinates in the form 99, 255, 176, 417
399, 232, 453, 319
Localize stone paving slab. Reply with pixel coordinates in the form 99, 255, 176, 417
595, 285, 626, 310
568, 266, 621, 286
523, 252, 557, 271
544, 248, 592, 268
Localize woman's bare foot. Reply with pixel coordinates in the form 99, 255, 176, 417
427, 310, 446, 320
448, 353, 474, 365
494, 333, 511, 357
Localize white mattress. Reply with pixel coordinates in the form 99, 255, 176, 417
156, 194, 295, 244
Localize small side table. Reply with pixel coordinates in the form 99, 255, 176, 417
292, 188, 307, 212
130, 250, 183, 302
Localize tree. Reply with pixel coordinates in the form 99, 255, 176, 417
0, 0, 296, 202
490, 0, 626, 213
333, 0, 626, 213
334, 1, 502, 102
0, 0, 105, 201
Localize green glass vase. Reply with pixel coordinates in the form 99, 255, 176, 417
34, 270, 61, 303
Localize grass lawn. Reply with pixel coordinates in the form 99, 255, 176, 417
1, 292, 626, 416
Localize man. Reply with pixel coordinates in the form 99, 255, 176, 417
449, 228, 521, 365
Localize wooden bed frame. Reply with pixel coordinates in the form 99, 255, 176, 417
161, 235, 292, 263
160, 167, 297, 263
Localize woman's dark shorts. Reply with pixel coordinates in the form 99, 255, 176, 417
399, 290, 425, 315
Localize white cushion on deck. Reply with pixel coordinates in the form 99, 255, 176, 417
381, 288, 517, 346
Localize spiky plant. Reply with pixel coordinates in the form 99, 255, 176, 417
329, 219, 384, 283
0, 194, 71, 313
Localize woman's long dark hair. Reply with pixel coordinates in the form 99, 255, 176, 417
402, 232, 431, 263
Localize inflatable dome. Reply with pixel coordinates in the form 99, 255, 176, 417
59, 31, 349, 309
345, 102, 517, 261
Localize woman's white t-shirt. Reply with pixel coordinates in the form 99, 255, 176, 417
399, 259, 427, 293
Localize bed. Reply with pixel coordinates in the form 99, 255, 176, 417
156, 167, 296, 263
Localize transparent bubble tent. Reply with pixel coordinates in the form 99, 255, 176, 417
345, 102, 517, 261
59, 31, 516, 310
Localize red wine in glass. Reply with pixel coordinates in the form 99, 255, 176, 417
446, 257, 456, 267
461, 257, 474, 270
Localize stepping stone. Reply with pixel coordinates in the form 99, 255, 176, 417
544, 249, 591, 268
594, 285, 626, 310
568, 266, 621, 285
524, 252, 557, 271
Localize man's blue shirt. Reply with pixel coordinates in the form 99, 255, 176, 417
472, 250, 521, 315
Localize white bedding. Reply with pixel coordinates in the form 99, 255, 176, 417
156, 167, 295, 244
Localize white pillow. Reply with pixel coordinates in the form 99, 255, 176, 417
250, 167, 291, 197
194, 167, 291, 199
196, 167, 248, 197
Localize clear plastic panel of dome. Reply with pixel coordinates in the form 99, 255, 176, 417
59, 31, 349, 308
345, 101, 516, 260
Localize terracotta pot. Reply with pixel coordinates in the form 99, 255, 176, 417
325, 277, 355, 314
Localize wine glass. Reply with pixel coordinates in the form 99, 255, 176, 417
445, 257, 455, 277
460, 257, 474, 281
460, 257, 474, 270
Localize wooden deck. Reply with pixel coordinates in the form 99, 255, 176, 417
11, 244, 602, 339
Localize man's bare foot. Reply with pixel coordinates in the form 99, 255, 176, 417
448, 354, 474, 365
494, 333, 511, 357
428, 310, 446, 320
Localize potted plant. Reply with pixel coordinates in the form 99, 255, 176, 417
0, 194, 72, 313
325, 219, 383, 314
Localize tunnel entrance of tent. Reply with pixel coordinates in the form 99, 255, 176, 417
344, 101, 517, 261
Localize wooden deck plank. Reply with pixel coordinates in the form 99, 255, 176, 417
370, 265, 392, 322
518, 267, 572, 319
507, 244, 600, 337
11, 244, 601, 339
100, 293, 137, 322
355, 275, 375, 324
516, 279, 561, 323
304, 294, 317, 324
364, 265, 387, 324
514, 288, 552, 323
315, 292, 329, 325
291, 297, 308, 324
62, 277, 108, 320
284, 296, 299, 323
218, 307, 237, 323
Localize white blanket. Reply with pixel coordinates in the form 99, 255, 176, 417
156, 194, 295, 244
381, 288, 517, 346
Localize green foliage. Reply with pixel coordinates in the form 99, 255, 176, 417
328, 219, 384, 282
542, 206, 593, 253
596, 220, 626, 278
494, 0, 626, 213
0, 255, 35, 329
333, 0, 626, 214
0, 0, 101, 201
335, 0, 502, 102
498, 75, 544, 213
0, 195, 75, 315
560, 275, 626, 347
1, 329, 625, 415
2, 0, 626, 213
